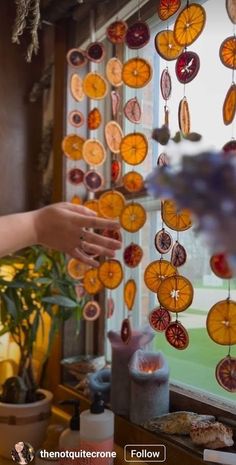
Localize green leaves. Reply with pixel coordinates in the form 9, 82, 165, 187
42, 295, 78, 308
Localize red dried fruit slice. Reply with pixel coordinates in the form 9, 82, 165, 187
165, 321, 189, 350
216, 356, 236, 392
107, 297, 115, 319
67, 48, 87, 68
210, 253, 233, 279
178, 97, 191, 135
83, 301, 101, 321
160, 68, 172, 101
88, 108, 102, 130
157, 0, 181, 21
226, 0, 236, 24
125, 21, 150, 49
171, 242, 187, 267
155, 229, 173, 254
123, 243, 143, 268
223, 83, 236, 125
157, 152, 169, 166
86, 42, 105, 63
111, 160, 122, 183
222, 139, 236, 155
176, 51, 200, 84
149, 307, 171, 332
124, 97, 142, 123
102, 228, 122, 242
68, 110, 84, 128
83, 170, 104, 192
111, 91, 121, 119
107, 20, 128, 44
121, 318, 132, 344
124, 279, 136, 311
68, 168, 84, 185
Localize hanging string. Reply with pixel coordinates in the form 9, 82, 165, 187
227, 279, 231, 300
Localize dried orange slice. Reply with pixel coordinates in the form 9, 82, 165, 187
62, 134, 85, 160
226, 0, 236, 24
123, 243, 143, 268
106, 57, 123, 87
144, 260, 177, 293
98, 190, 125, 218
121, 318, 132, 344
120, 202, 146, 233
88, 108, 102, 130
162, 200, 192, 231
83, 72, 108, 100
223, 84, 236, 125
157, 0, 181, 20
155, 30, 183, 61
123, 171, 144, 193
83, 301, 101, 321
165, 321, 189, 350
220, 36, 236, 69
149, 307, 171, 332
106, 20, 128, 44
83, 268, 103, 295
83, 199, 100, 215
68, 110, 84, 128
155, 229, 173, 254
124, 279, 136, 311
67, 258, 90, 280
82, 139, 106, 166
122, 57, 152, 88
98, 259, 123, 289
67, 48, 87, 68
216, 356, 236, 392
207, 300, 236, 345
171, 242, 187, 267
105, 121, 123, 154
173, 3, 206, 47
70, 195, 82, 205
178, 97, 191, 135
158, 275, 193, 312
120, 133, 148, 165
70, 73, 84, 101
210, 253, 233, 279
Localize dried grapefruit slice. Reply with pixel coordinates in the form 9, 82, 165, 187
157, 0, 181, 21
162, 200, 192, 231
111, 160, 122, 183
176, 51, 200, 84
82, 139, 106, 166
123, 243, 143, 268
120, 202, 146, 233
67, 258, 90, 280
155, 229, 173, 254
68, 168, 84, 185
83, 170, 104, 192
149, 307, 171, 332
111, 91, 121, 119
210, 253, 233, 279
88, 108, 102, 130
216, 356, 236, 392
173, 3, 206, 47
165, 321, 189, 349
68, 110, 84, 128
98, 259, 123, 289
207, 300, 236, 345
106, 20, 128, 44
226, 0, 236, 24
70, 73, 84, 102
158, 275, 193, 312
144, 260, 177, 293
83, 72, 108, 100
83, 268, 103, 295
125, 21, 150, 49
102, 228, 122, 242
171, 242, 187, 267
155, 30, 184, 61
220, 36, 236, 69
160, 68, 172, 100
98, 190, 125, 219
62, 134, 85, 160
178, 97, 191, 135
223, 84, 236, 125
106, 57, 123, 87
124, 97, 142, 123
105, 121, 123, 154
83, 301, 101, 321
121, 318, 132, 344
122, 57, 152, 88
86, 42, 105, 63
120, 133, 148, 165
123, 171, 144, 193
124, 279, 136, 311
67, 48, 87, 68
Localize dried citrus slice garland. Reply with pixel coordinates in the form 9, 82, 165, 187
70, 73, 84, 102
83, 72, 108, 100
155, 229, 173, 254
223, 83, 236, 125
62, 134, 85, 160
111, 160, 122, 183
105, 121, 123, 154
210, 253, 233, 279
178, 97, 191, 135
88, 108, 102, 130
67, 258, 90, 280
220, 36, 236, 69
83, 199, 100, 215
67, 48, 87, 68
124, 97, 142, 124
68, 110, 84, 128
226, 0, 236, 24
157, 0, 181, 21
206, 300, 236, 345
149, 307, 171, 332
106, 58, 123, 87
123, 243, 143, 268
125, 21, 150, 49
70, 195, 82, 205
86, 42, 105, 63
124, 279, 137, 311
155, 30, 184, 61
165, 321, 189, 350
144, 260, 177, 293
122, 57, 153, 88
120, 202, 147, 233
98, 191, 125, 218
68, 168, 84, 185
120, 133, 148, 165
83, 301, 101, 321
173, 3, 206, 47
83, 268, 103, 295
175, 51, 200, 84
121, 318, 132, 344
83, 170, 104, 192
106, 20, 128, 44
162, 200, 192, 231
216, 356, 236, 392
98, 259, 123, 289
171, 242, 187, 267
82, 139, 106, 166
160, 68, 172, 100
158, 275, 194, 312
123, 171, 144, 193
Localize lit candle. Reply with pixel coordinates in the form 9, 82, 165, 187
129, 350, 169, 425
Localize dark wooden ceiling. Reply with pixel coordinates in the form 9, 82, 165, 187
41, 0, 111, 23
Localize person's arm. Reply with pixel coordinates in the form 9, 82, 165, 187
0, 202, 122, 266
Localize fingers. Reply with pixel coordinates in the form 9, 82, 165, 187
75, 214, 120, 230
70, 247, 99, 268
83, 230, 122, 250
59, 202, 98, 217
81, 241, 116, 258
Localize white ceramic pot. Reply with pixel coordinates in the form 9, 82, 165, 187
0, 389, 53, 459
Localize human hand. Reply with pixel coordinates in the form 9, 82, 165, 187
34, 202, 122, 267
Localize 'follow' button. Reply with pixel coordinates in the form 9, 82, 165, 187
124, 444, 166, 462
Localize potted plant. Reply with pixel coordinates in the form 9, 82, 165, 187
0, 245, 84, 458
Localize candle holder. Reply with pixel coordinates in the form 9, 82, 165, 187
129, 350, 169, 425
107, 326, 154, 416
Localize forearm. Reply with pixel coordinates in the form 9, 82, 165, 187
0, 211, 37, 257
